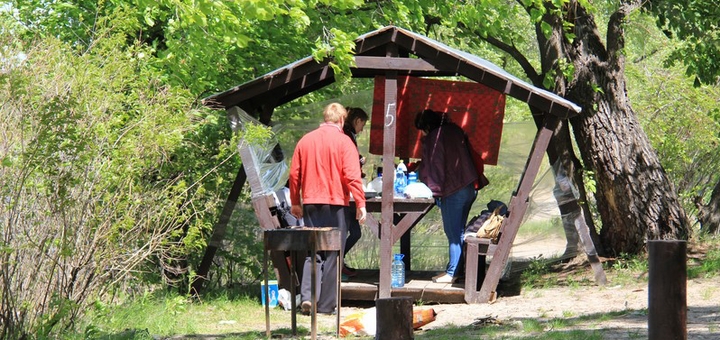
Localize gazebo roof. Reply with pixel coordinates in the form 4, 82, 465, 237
202, 25, 581, 118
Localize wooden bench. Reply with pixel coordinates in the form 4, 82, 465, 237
464, 236, 498, 303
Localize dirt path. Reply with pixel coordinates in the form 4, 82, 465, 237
420, 277, 718, 339
327, 275, 719, 339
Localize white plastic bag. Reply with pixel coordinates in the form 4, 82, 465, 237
403, 182, 433, 198
277, 289, 301, 311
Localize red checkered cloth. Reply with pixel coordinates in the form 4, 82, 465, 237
369, 76, 505, 165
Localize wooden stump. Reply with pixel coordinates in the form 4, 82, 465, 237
375, 296, 414, 340
648, 240, 687, 340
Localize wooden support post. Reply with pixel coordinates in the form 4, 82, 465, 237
376, 296, 414, 340
648, 240, 687, 340
379, 56, 399, 298
192, 166, 246, 295
478, 116, 558, 303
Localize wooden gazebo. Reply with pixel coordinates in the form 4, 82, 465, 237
198, 26, 590, 303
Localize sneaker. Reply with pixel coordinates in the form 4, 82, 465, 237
432, 273, 456, 284
432, 272, 447, 280
318, 309, 337, 315
342, 264, 357, 277
301, 301, 312, 315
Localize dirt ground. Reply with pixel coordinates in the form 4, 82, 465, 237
328, 254, 720, 339
416, 274, 719, 339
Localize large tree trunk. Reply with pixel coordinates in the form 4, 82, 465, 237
531, 9, 605, 257
696, 179, 720, 233
557, 2, 690, 255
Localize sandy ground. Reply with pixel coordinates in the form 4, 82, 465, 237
417, 276, 720, 339
322, 187, 720, 339
322, 264, 719, 339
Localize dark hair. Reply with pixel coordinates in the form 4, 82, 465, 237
414, 109, 445, 132
346, 107, 369, 124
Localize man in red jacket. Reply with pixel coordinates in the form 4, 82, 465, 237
289, 102, 367, 315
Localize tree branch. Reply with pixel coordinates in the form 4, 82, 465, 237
454, 22, 542, 86
484, 35, 542, 85
607, 1, 642, 59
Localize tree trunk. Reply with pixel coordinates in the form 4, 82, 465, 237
532, 111, 604, 257
696, 179, 720, 234
558, 3, 690, 255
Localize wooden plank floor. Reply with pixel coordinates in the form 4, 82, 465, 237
340, 270, 468, 304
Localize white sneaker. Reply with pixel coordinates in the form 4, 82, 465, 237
432, 273, 456, 284
432, 272, 447, 280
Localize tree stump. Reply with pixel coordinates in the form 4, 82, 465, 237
375, 296, 413, 339
648, 240, 687, 340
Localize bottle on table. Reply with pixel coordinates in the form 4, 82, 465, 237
394, 160, 407, 197
391, 253, 405, 288
407, 171, 417, 184
370, 173, 383, 193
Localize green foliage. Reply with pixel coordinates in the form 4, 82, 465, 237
643, 0, 720, 85
608, 252, 649, 285
0, 14, 241, 337
625, 13, 720, 217
520, 256, 554, 288
8, 0, 374, 96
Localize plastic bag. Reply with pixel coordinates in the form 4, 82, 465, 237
340, 307, 377, 337
403, 182, 433, 198
277, 289, 300, 311
477, 207, 504, 243
412, 308, 437, 329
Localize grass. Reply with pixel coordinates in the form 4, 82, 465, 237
78, 291, 284, 339
688, 245, 720, 279
69, 230, 720, 340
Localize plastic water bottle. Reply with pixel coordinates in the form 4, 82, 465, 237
407, 171, 417, 184
396, 159, 407, 175
391, 253, 405, 288
370, 173, 383, 193
394, 161, 407, 197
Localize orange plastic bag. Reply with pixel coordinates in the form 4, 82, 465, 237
339, 307, 377, 337
412, 307, 437, 329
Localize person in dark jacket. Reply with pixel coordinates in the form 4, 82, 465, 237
415, 109, 478, 284
341, 107, 369, 277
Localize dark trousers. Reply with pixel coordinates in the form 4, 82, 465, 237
343, 208, 362, 256
301, 204, 347, 313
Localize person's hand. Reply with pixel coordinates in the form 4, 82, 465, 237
359, 156, 366, 165
291, 204, 303, 220
356, 207, 367, 225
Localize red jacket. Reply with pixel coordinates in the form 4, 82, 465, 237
289, 123, 366, 209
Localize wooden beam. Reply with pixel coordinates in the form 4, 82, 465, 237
191, 165, 247, 294
353, 56, 440, 72
355, 27, 397, 55
477, 116, 559, 303
202, 58, 333, 109
379, 44, 399, 299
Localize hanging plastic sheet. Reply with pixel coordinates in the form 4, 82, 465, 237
227, 106, 289, 198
